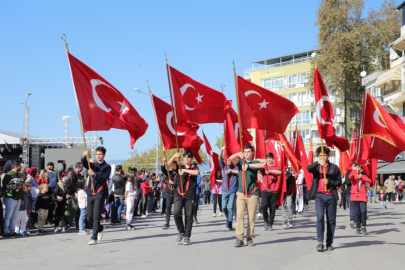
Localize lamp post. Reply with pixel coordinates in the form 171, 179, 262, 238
20, 92, 32, 166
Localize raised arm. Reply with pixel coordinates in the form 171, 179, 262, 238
219, 146, 225, 160
248, 163, 265, 169
167, 152, 181, 170
229, 152, 242, 165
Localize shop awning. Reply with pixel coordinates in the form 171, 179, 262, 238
375, 65, 402, 88
377, 160, 405, 174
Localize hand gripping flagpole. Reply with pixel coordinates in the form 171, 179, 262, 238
61, 34, 95, 195
148, 81, 173, 190
233, 61, 248, 197
165, 52, 184, 195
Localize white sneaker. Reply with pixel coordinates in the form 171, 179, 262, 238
97, 226, 105, 242
258, 213, 261, 217
219, 212, 223, 217
88, 240, 97, 245
213, 213, 216, 217
141, 215, 147, 218
78, 230, 87, 235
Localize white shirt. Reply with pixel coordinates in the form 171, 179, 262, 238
126, 182, 136, 197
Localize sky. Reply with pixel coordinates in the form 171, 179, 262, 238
0, 0, 388, 162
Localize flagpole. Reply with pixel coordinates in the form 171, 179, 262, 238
357, 91, 367, 160
220, 84, 230, 190
148, 81, 173, 189
61, 34, 95, 195
233, 61, 248, 197
165, 52, 184, 194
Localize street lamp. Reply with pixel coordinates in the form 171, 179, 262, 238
20, 92, 32, 166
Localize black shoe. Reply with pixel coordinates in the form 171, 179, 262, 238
356, 228, 362, 234
263, 222, 269, 231
268, 224, 274, 231
361, 227, 369, 235
283, 221, 288, 227
234, 239, 244, 247
183, 237, 191, 245
247, 238, 255, 247
36, 230, 45, 235
326, 245, 334, 251
162, 224, 169, 230
3, 233, 12, 238
316, 244, 324, 252
11, 232, 18, 238
228, 221, 234, 230
176, 233, 184, 245
110, 222, 116, 226
350, 221, 355, 229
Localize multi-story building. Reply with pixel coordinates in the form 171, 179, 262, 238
244, 51, 349, 162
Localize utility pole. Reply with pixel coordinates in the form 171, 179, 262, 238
61, 116, 71, 148
20, 92, 32, 166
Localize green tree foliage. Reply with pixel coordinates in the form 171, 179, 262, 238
308, 0, 400, 137
122, 145, 207, 173
215, 134, 224, 149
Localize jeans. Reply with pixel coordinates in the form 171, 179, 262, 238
261, 191, 278, 224
147, 192, 155, 213
3, 198, 21, 234
37, 209, 48, 230
79, 208, 87, 231
347, 194, 355, 222
380, 201, 386, 208
222, 191, 236, 223
111, 196, 124, 223
352, 201, 367, 228
203, 191, 211, 204
315, 193, 337, 246
398, 190, 403, 201
173, 196, 194, 238
165, 195, 174, 225
87, 193, 106, 241
282, 195, 293, 222
213, 194, 222, 213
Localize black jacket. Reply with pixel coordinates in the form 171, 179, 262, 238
285, 172, 295, 195
307, 161, 342, 201
344, 171, 352, 195
161, 164, 175, 196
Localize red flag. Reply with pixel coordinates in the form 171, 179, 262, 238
151, 94, 203, 152
308, 141, 314, 164
266, 140, 286, 206
294, 130, 313, 191
255, 129, 266, 159
224, 107, 253, 157
237, 76, 299, 133
277, 133, 301, 175
313, 68, 349, 152
169, 66, 231, 124
202, 131, 221, 188
346, 128, 358, 171
339, 150, 350, 176
67, 52, 148, 148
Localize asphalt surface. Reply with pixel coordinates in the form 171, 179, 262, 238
1, 200, 404, 270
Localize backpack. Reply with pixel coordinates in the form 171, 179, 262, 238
398, 183, 403, 191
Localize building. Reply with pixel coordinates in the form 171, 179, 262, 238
244, 51, 351, 163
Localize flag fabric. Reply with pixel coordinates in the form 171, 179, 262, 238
346, 128, 358, 171
277, 133, 301, 175
202, 131, 221, 188
294, 130, 313, 191
224, 107, 253, 157
313, 68, 349, 152
308, 141, 314, 164
237, 76, 299, 133
151, 94, 203, 153
265, 140, 286, 206
169, 66, 231, 124
339, 150, 350, 176
255, 129, 266, 159
67, 52, 148, 148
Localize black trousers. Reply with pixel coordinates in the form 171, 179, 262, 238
213, 194, 222, 213
341, 192, 348, 210
165, 195, 174, 225
194, 195, 199, 218
261, 191, 278, 224
134, 193, 142, 215
87, 193, 106, 241
173, 196, 193, 237
203, 191, 211, 204
141, 194, 149, 215
352, 201, 367, 228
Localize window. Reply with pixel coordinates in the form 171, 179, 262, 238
300, 130, 310, 144
288, 72, 309, 88
291, 111, 311, 126
367, 85, 382, 97
261, 76, 287, 91
350, 108, 360, 122
289, 92, 312, 106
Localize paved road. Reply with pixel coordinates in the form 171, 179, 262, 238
1, 201, 404, 270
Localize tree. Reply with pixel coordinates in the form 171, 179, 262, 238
215, 134, 224, 149
308, 0, 400, 137
122, 145, 207, 173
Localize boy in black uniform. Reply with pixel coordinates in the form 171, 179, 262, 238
307, 146, 342, 252
167, 151, 200, 245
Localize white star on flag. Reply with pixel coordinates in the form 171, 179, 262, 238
118, 100, 130, 114
258, 99, 270, 109
196, 93, 204, 103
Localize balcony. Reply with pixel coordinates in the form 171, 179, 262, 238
383, 85, 401, 96
244, 56, 311, 77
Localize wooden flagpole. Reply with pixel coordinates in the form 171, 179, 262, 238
147, 81, 173, 189
165, 52, 184, 194
61, 34, 95, 194
233, 62, 248, 197
220, 84, 230, 190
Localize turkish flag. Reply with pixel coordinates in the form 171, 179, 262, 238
277, 133, 301, 175
362, 93, 405, 158
151, 94, 203, 153
237, 76, 299, 133
67, 52, 148, 148
255, 129, 266, 159
308, 141, 314, 164
169, 66, 231, 124
314, 68, 349, 152
339, 150, 350, 176
224, 107, 253, 157
202, 131, 221, 188
294, 129, 313, 191
346, 128, 358, 171
265, 140, 287, 206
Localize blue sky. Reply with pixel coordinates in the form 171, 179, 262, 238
0, 0, 387, 161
